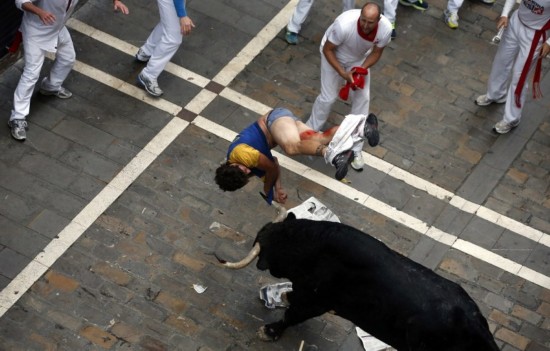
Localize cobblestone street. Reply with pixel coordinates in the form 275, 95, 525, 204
0, 0, 549, 350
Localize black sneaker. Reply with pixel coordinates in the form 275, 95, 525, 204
364, 113, 380, 147
332, 150, 352, 180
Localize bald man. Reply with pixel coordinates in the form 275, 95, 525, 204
306, 2, 390, 171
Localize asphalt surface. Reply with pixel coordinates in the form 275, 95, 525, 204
0, 0, 549, 350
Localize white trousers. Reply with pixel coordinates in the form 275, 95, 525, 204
11, 26, 75, 121
446, 0, 464, 13
141, 0, 183, 80
307, 55, 369, 152
383, 0, 398, 23
486, 11, 542, 124
287, 0, 356, 33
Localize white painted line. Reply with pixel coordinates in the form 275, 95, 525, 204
219, 88, 272, 115
453, 239, 523, 275
70, 60, 183, 116
0, 116, 189, 317
212, 0, 299, 86
185, 90, 218, 115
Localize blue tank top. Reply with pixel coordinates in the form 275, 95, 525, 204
227, 122, 274, 179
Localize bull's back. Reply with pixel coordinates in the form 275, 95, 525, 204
257, 219, 498, 350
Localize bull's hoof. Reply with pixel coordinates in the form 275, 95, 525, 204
257, 325, 280, 341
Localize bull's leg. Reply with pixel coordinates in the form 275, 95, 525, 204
258, 289, 328, 341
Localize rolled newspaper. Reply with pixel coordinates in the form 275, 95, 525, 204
492, 27, 505, 44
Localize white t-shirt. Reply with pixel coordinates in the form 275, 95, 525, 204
320, 9, 392, 66
517, 0, 550, 30
16, 0, 78, 52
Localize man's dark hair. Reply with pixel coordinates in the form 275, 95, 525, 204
215, 163, 249, 191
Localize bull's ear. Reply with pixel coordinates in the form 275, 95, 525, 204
284, 212, 296, 221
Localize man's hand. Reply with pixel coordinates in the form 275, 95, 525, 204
113, 0, 129, 14
274, 187, 288, 204
541, 42, 550, 58
180, 16, 195, 35
497, 16, 508, 30
38, 10, 56, 25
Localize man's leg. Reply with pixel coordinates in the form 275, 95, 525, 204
306, 55, 341, 131
342, 0, 355, 11
41, 27, 75, 94
272, 117, 351, 180
270, 117, 326, 156
9, 42, 47, 140
11, 44, 45, 121
287, 0, 315, 34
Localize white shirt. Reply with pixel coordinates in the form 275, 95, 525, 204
16, 0, 78, 52
518, 0, 550, 30
320, 9, 392, 66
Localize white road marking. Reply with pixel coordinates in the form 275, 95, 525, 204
1, 0, 548, 319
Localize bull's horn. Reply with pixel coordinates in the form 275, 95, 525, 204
217, 242, 260, 269
272, 201, 287, 223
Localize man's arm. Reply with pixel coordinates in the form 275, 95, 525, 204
360, 45, 385, 70
19, 1, 56, 25
323, 40, 354, 84
173, 0, 194, 35
256, 154, 287, 204
113, 0, 129, 14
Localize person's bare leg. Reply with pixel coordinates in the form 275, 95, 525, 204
296, 122, 338, 144
270, 118, 327, 156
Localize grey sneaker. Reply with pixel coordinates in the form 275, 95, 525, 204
8, 119, 28, 141
332, 150, 352, 180
137, 72, 163, 97
39, 78, 72, 99
475, 94, 506, 106
351, 151, 364, 171
493, 119, 519, 134
364, 113, 380, 147
135, 48, 150, 63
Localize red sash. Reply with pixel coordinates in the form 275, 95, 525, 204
514, 18, 550, 107
8, 30, 22, 53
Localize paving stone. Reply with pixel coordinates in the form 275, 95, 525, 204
28, 209, 71, 239
459, 216, 505, 250
0, 247, 29, 280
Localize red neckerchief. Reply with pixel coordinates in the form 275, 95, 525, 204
339, 67, 369, 101
514, 18, 550, 107
357, 19, 378, 42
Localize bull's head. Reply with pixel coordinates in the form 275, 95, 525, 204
216, 202, 287, 269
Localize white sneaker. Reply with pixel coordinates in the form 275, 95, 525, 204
493, 119, 519, 134
135, 48, 150, 62
444, 10, 459, 29
351, 151, 364, 171
475, 94, 506, 106
137, 72, 163, 97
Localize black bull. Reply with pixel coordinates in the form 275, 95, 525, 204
219, 214, 500, 350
